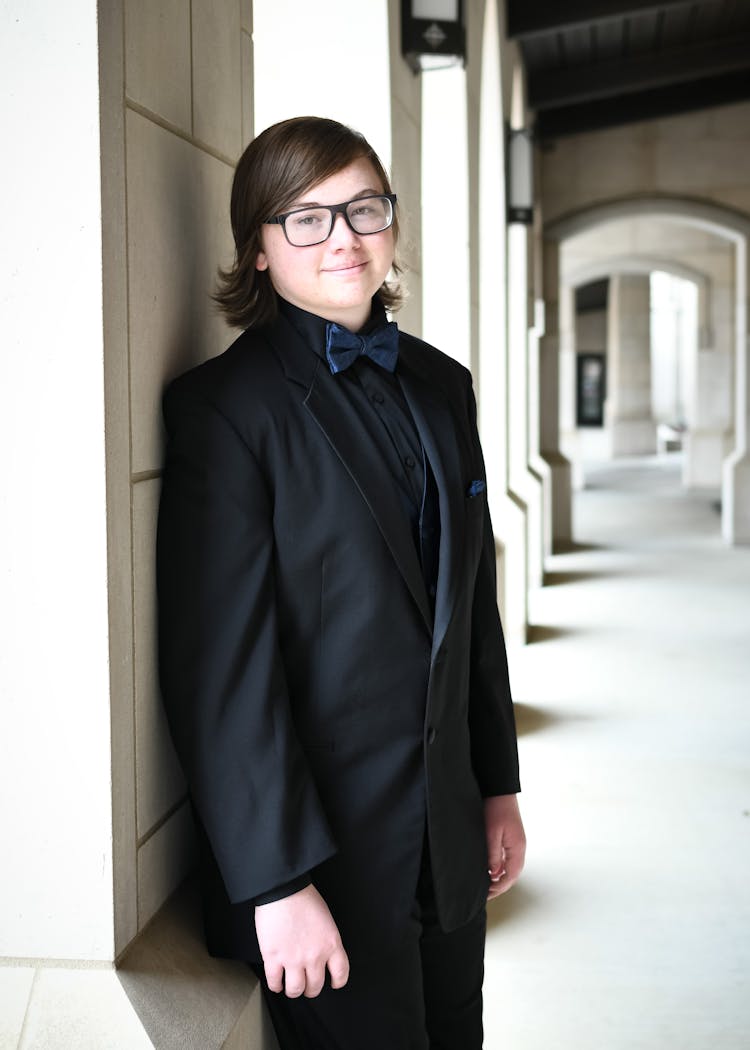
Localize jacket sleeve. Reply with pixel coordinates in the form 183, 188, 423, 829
156, 380, 337, 904
464, 377, 522, 797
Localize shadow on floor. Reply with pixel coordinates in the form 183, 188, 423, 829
485, 883, 539, 930
552, 540, 606, 554
526, 624, 573, 644
513, 701, 595, 737
513, 702, 564, 736
543, 569, 602, 586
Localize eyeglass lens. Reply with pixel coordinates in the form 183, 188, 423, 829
284, 196, 393, 246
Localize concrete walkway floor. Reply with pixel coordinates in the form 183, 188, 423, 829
484, 455, 750, 1050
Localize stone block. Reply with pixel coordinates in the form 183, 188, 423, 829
715, 185, 750, 217
241, 0, 253, 33
118, 881, 279, 1050
707, 100, 750, 139
241, 30, 254, 149
126, 110, 235, 474
655, 138, 750, 196
125, 0, 191, 131
137, 804, 197, 931
133, 479, 186, 839
192, 0, 243, 160
651, 107, 710, 141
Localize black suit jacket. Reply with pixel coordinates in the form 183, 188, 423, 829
156, 311, 520, 963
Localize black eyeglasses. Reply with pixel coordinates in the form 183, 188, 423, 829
266, 194, 397, 247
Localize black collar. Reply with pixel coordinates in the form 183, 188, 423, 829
277, 296, 389, 362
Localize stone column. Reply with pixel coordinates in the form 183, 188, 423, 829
508, 223, 545, 590
557, 283, 581, 481
540, 238, 573, 550
528, 297, 554, 567
470, 0, 529, 646
683, 347, 732, 488
605, 274, 657, 456
722, 239, 750, 543
682, 279, 732, 489
1, 1, 275, 1045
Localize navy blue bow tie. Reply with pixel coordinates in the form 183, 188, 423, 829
325, 321, 399, 375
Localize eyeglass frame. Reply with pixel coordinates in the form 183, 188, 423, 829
265, 193, 397, 247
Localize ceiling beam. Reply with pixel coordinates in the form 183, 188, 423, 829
535, 70, 750, 139
529, 35, 750, 110
507, 0, 693, 39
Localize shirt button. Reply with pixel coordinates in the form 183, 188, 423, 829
404, 455, 416, 469
371, 392, 385, 404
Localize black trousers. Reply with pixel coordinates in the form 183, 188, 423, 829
252, 850, 487, 1050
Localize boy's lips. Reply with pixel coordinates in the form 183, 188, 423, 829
323, 260, 368, 273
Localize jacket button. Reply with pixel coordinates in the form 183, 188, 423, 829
427, 726, 437, 744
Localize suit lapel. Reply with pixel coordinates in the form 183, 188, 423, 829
397, 350, 465, 657
265, 316, 433, 633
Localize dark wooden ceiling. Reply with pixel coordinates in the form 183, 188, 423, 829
506, 0, 750, 140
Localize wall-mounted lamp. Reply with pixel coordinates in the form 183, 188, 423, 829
401, 0, 466, 73
507, 127, 534, 224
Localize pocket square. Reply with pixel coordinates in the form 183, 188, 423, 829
467, 479, 486, 498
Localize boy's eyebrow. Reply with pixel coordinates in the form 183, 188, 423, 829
289, 188, 383, 209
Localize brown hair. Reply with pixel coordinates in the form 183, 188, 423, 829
214, 116, 404, 329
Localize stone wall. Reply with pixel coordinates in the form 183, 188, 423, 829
541, 100, 750, 225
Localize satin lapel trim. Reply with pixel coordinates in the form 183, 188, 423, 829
398, 361, 464, 657
302, 366, 433, 633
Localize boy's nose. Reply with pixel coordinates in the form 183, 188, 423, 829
328, 211, 360, 246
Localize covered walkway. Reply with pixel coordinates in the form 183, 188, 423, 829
485, 456, 750, 1049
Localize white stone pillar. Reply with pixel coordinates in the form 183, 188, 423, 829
540, 239, 573, 549
474, 0, 528, 645
0, 0, 115, 968
682, 280, 731, 489
683, 347, 732, 488
528, 298, 554, 567
422, 66, 471, 369
508, 224, 545, 590
557, 283, 581, 481
722, 238, 750, 543
0, 2, 276, 1045
605, 274, 657, 456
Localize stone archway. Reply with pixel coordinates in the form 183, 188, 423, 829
561, 255, 721, 489
543, 195, 750, 544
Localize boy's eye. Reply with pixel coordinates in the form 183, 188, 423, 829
291, 211, 324, 227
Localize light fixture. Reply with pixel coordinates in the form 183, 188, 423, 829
401, 0, 466, 74
507, 126, 534, 224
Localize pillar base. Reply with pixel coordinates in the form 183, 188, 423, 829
610, 418, 657, 457
683, 429, 728, 489
510, 467, 546, 591
541, 449, 573, 552
722, 451, 750, 545
494, 491, 529, 648
1, 883, 277, 1050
